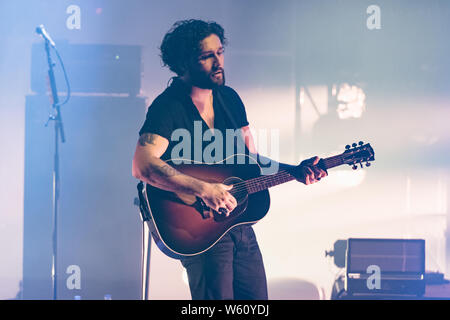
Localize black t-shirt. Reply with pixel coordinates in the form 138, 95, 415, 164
139, 77, 250, 162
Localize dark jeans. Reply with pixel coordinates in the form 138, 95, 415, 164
180, 225, 268, 300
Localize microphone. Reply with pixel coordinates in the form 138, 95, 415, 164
36, 24, 56, 47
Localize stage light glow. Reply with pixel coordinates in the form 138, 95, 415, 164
336, 83, 366, 119
299, 85, 329, 134
182, 269, 189, 286
411, 133, 439, 145
327, 169, 366, 188
299, 87, 305, 105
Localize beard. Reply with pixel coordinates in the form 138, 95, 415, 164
189, 67, 226, 89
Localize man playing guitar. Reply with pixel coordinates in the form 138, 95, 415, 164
132, 19, 327, 300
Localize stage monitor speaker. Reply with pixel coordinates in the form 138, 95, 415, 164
345, 238, 426, 297
23, 94, 147, 299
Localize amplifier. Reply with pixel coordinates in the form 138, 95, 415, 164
345, 238, 426, 296
31, 42, 141, 95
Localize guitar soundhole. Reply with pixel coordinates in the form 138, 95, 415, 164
223, 176, 248, 205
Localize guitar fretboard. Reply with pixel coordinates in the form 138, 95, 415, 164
235, 154, 344, 195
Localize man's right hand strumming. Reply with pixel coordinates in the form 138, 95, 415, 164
133, 132, 236, 217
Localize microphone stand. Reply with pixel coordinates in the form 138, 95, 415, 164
43, 38, 66, 300
136, 182, 153, 300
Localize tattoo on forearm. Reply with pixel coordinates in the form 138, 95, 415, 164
157, 164, 181, 177
143, 162, 201, 195
144, 163, 181, 179
138, 133, 157, 146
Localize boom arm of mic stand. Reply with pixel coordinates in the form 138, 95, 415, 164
45, 40, 65, 143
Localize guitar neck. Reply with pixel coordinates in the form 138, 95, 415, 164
321, 154, 345, 170
243, 154, 344, 195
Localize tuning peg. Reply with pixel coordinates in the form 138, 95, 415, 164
345, 145, 350, 150
358, 141, 364, 146
352, 143, 357, 148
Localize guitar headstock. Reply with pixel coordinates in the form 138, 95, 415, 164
342, 141, 375, 170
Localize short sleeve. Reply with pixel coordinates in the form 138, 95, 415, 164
138, 97, 174, 140
220, 86, 250, 128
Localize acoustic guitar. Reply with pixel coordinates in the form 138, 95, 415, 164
137, 142, 375, 259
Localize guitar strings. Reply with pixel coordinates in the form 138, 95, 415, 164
205, 153, 364, 205
230, 170, 291, 190
189, 155, 347, 197
231, 156, 343, 192
227, 155, 345, 195
216, 151, 371, 196
231, 162, 324, 193
229, 170, 294, 195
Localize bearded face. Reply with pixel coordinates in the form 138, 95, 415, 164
187, 34, 225, 89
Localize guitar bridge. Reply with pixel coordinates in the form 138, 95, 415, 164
195, 197, 212, 219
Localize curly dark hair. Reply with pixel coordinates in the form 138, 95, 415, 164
159, 19, 228, 76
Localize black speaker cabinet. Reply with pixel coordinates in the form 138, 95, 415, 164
23, 94, 147, 299
345, 238, 426, 297
31, 42, 142, 95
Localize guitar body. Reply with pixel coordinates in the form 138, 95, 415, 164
140, 142, 375, 259
145, 154, 270, 258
